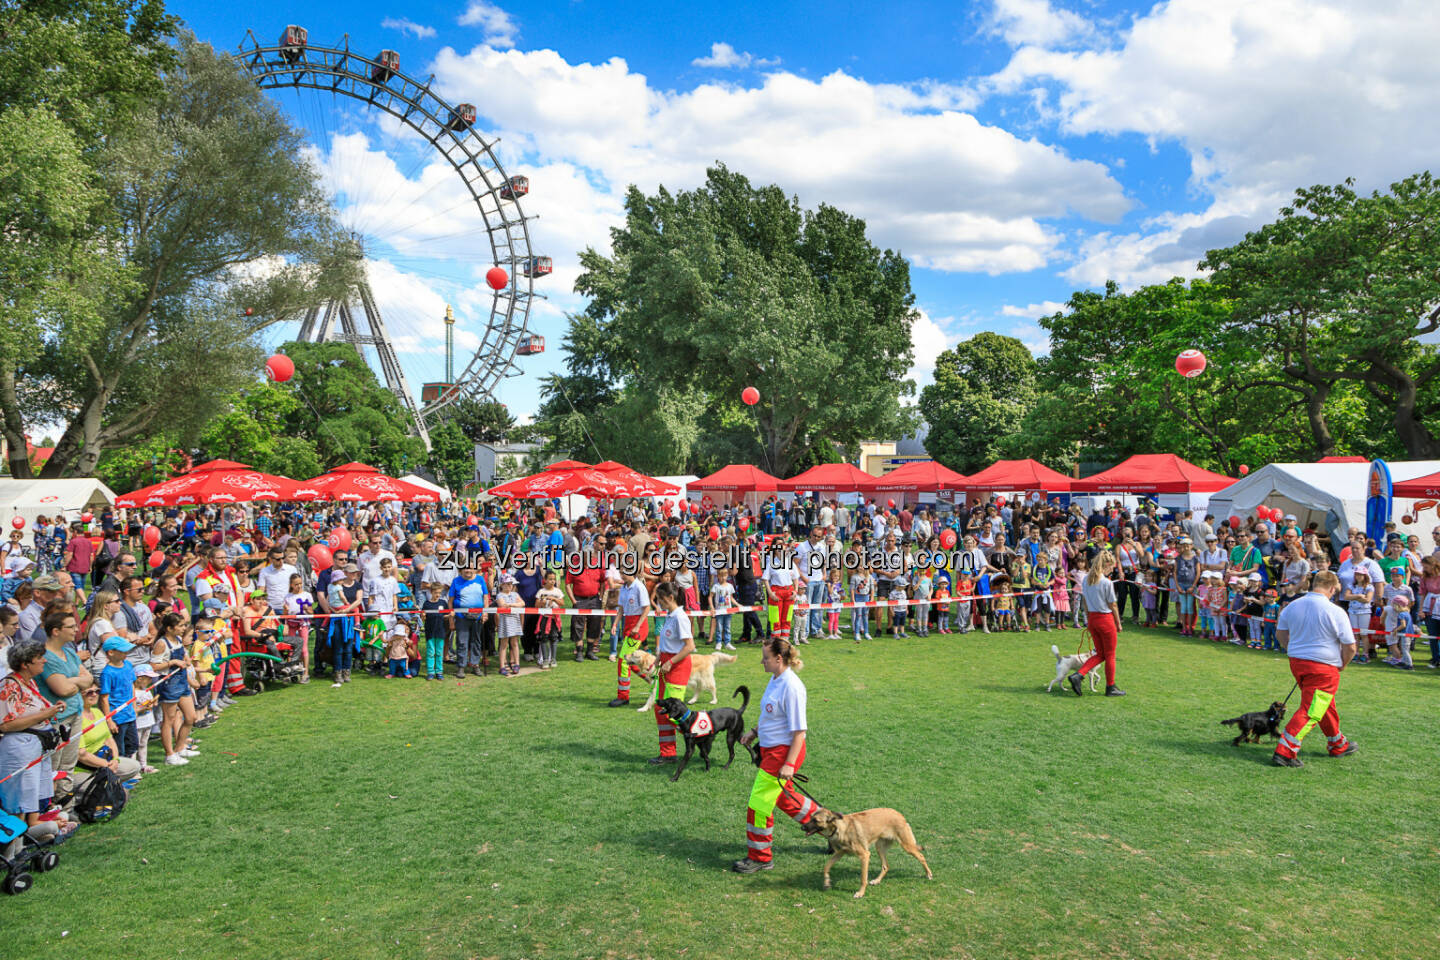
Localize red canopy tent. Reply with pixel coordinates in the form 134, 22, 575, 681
303, 462, 441, 502
116, 459, 304, 507
485, 460, 632, 499
777, 463, 874, 493
859, 460, 969, 493
592, 460, 681, 496
1070, 454, 1235, 494
1390, 470, 1440, 498
688, 465, 781, 493
1317, 455, 1368, 464
965, 459, 1072, 495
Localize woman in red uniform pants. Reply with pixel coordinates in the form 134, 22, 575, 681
1068, 549, 1126, 697
648, 582, 694, 765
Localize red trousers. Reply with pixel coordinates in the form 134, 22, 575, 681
653, 652, 693, 758
745, 742, 817, 863
1079, 612, 1119, 686
1275, 658, 1350, 758
614, 614, 650, 701
770, 585, 794, 637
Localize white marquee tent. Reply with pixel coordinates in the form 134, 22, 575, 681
398, 474, 452, 501
1207, 460, 1440, 552
0, 478, 117, 529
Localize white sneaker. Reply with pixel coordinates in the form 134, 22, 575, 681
724, 643, 736, 651
331, 680, 343, 688
608, 654, 617, 662
164, 754, 189, 766
180, 749, 201, 758
715, 644, 723, 651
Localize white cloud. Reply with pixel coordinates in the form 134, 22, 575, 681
1000, 300, 1066, 319
907, 309, 962, 390
990, 0, 1440, 285
692, 42, 778, 70
987, 0, 1093, 47
428, 46, 1131, 275
457, 2, 518, 48
381, 17, 436, 40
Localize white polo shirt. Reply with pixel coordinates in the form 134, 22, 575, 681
1277, 591, 1353, 667
756, 667, 807, 748
618, 580, 650, 617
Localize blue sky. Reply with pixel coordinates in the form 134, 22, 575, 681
175, 1, 1440, 417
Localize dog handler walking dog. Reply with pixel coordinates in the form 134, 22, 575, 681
1068, 550, 1126, 697
609, 567, 651, 707
733, 638, 819, 873
648, 582, 694, 765
1271, 571, 1359, 767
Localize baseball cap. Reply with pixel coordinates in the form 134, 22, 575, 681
1284, 514, 1297, 521
249, 588, 266, 599
1247, 572, 1262, 581
31, 573, 64, 591
344, 563, 360, 573
1205, 533, 1218, 541
135, 663, 157, 678
202, 598, 225, 613
1389, 566, 1406, 577
101, 637, 136, 652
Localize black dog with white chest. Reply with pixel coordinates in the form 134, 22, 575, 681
660, 685, 749, 782
1221, 701, 1286, 746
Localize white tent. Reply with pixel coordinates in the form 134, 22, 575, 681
1207, 461, 1440, 552
398, 473, 452, 501
0, 478, 117, 529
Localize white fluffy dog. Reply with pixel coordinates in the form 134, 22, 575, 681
626, 650, 738, 712
1048, 644, 1099, 693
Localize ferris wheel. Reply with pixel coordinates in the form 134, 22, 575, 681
236, 26, 551, 446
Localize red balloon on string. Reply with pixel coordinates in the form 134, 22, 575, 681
1339, 545, 1351, 563
9, 516, 22, 530
939, 529, 957, 549
741, 387, 759, 406
995, 497, 1007, 508
887, 499, 896, 509
1175, 349, 1207, 378
147, 550, 165, 568
308, 543, 334, 571
1238, 464, 1250, 476
486, 267, 508, 290
265, 353, 294, 383
738, 517, 750, 532
1229, 515, 1243, 528
467, 514, 479, 526
81, 512, 93, 523
142, 525, 160, 549
707, 525, 720, 541
327, 527, 352, 552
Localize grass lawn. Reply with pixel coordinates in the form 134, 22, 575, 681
8, 624, 1440, 960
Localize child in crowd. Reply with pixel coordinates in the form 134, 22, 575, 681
98, 639, 139, 762
133, 664, 158, 773
1049, 561, 1069, 630
1069, 556, 1088, 629
1196, 571, 1213, 635
1140, 570, 1159, 627
992, 577, 1014, 631
889, 576, 909, 638
385, 623, 412, 678
534, 570, 565, 670
1385, 595, 1415, 669
913, 568, 933, 637
934, 577, 952, 634
1239, 577, 1266, 648
603, 567, 623, 662
1343, 570, 1374, 663
496, 573, 524, 676
1010, 551, 1032, 632
283, 572, 314, 683
1227, 578, 1248, 644
1261, 589, 1281, 650
825, 568, 844, 639
710, 569, 736, 650
1206, 575, 1231, 642
188, 616, 218, 721
421, 582, 447, 680
850, 565, 874, 641
954, 571, 975, 634
1032, 556, 1054, 632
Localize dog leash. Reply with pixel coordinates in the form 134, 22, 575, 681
744, 742, 826, 808
1280, 681, 1298, 708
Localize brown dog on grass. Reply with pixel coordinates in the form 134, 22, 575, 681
809, 807, 934, 898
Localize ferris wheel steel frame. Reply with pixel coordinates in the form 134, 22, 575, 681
237, 30, 540, 439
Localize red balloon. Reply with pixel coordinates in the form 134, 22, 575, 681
142, 525, 160, 549
887, 499, 896, 509
466, 514, 479, 526
1175, 349, 1207, 378
486, 267, 509, 290
265, 353, 294, 383
1229, 515, 1243, 528
995, 497, 1007, 508
707, 525, 720, 541
147, 550, 164, 568
327, 527, 352, 552
1339, 545, 1351, 563
689, 502, 701, 516
81, 512, 93, 523
738, 517, 751, 532
9, 516, 22, 530
308, 543, 334, 571
1238, 464, 1250, 476
939, 529, 957, 549
741, 386, 760, 406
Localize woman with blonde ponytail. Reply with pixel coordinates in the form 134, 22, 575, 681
1068, 549, 1126, 697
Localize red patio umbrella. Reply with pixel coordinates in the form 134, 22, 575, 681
303, 462, 440, 502
116, 459, 304, 507
592, 460, 681, 496
486, 460, 633, 499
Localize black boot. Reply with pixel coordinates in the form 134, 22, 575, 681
1105, 685, 1127, 697
1067, 673, 1083, 696
731, 857, 772, 873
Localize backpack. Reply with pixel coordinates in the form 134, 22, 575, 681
73, 767, 128, 823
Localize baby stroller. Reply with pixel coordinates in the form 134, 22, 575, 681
238, 622, 306, 693
1, 806, 64, 895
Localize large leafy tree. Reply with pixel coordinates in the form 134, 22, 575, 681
1202, 173, 1440, 458
558, 165, 917, 475
919, 332, 1037, 473
1, 32, 355, 477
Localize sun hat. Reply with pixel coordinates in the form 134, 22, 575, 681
1247, 572, 1262, 581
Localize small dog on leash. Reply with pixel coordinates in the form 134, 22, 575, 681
1048, 644, 1098, 693
626, 650, 737, 712
809, 808, 934, 898
1221, 701, 1286, 745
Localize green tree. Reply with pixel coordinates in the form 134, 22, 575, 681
444, 397, 516, 445
197, 384, 321, 479
1202, 173, 1440, 458
1, 35, 356, 478
919, 332, 1038, 473
425, 420, 475, 492
562, 165, 917, 475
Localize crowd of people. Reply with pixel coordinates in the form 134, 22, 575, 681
2, 490, 1433, 884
